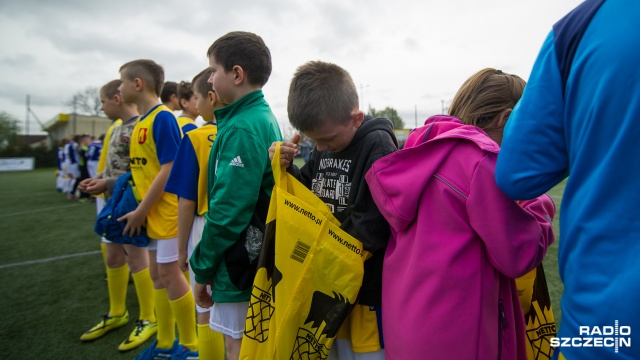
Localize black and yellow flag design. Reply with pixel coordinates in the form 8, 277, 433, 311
241, 144, 368, 360
516, 263, 556, 360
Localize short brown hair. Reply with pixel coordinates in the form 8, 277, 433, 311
177, 81, 194, 110
192, 68, 214, 96
449, 68, 525, 131
207, 31, 271, 87
100, 79, 122, 99
119, 59, 164, 96
160, 81, 178, 103
287, 61, 358, 132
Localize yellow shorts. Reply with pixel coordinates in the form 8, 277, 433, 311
336, 304, 383, 353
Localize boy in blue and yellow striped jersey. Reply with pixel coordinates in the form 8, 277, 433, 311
165, 68, 225, 360
117, 59, 197, 360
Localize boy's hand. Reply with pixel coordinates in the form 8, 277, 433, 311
118, 209, 146, 237
269, 134, 300, 166
83, 178, 107, 195
178, 250, 189, 272
194, 281, 214, 309
77, 178, 92, 192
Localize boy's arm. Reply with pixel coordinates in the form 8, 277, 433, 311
178, 198, 197, 272
190, 129, 269, 285
340, 136, 396, 253
268, 136, 314, 187
165, 135, 201, 271
118, 162, 173, 237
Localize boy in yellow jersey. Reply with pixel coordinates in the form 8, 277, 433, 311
116, 59, 197, 360
165, 68, 225, 360
96, 118, 121, 270
176, 81, 199, 134
190, 31, 283, 360
78, 80, 157, 353
162, 80, 197, 134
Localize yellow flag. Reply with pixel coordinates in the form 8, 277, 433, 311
240, 143, 368, 360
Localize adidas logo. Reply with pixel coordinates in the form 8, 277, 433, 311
229, 156, 244, 167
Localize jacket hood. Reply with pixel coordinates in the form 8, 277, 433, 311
365, 115, 500, 232
348, 115, 398, 149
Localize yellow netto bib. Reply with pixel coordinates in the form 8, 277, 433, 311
97, 119, 122, 173
130, 105, 178, 239
177, 116, 196, 131
187, 124, 217, 215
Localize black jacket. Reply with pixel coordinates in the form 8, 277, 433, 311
289, 116, 398, 306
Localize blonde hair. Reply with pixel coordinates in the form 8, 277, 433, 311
100, 80, 122, 99
449, 68, 525, 131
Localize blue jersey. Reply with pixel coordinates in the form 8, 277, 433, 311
496, 1, 640, 359
86, 141, 102, 162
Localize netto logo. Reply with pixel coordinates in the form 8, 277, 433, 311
550, 320, 631, 353
130, 157, 147, 165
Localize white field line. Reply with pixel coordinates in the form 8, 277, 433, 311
0, 250, 101, 269
0, 203, 83, 218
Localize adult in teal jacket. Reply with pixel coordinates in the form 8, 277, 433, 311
495, 1, 640, 359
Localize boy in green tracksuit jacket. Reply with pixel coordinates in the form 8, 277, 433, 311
189, 31, 282, 360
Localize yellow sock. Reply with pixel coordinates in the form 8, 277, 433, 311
107, 264, 129, 317
169, 291, 197, 351
197, 324, 224, 360
154, 288, 175, 349
100, 242, 108, 273
132, 268, 156, 323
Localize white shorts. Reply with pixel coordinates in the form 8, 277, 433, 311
66, 163, 81, 178
147, 238, 179, 264
209, 301, 249, 339
96, 197, 111, 244
87, 161, 99, 178
188, 216, 211, 313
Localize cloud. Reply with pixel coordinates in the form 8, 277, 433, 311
1, 54, 37, 67
0, 0, 585, 135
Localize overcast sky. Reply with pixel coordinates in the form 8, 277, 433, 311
0, 0, 583, 135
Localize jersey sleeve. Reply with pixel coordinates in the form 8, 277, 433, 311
165, 134, 199, 201
182, 123, 198, 134
495, 31, 569, 200
152, 111, 181, 165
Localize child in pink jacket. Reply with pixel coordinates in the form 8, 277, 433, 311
365, 69, 556, 360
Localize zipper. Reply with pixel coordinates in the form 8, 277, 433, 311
433, 174, 467, 199
498, 300, 508, 360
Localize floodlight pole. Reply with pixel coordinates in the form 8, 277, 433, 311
26, 95, 30, 136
